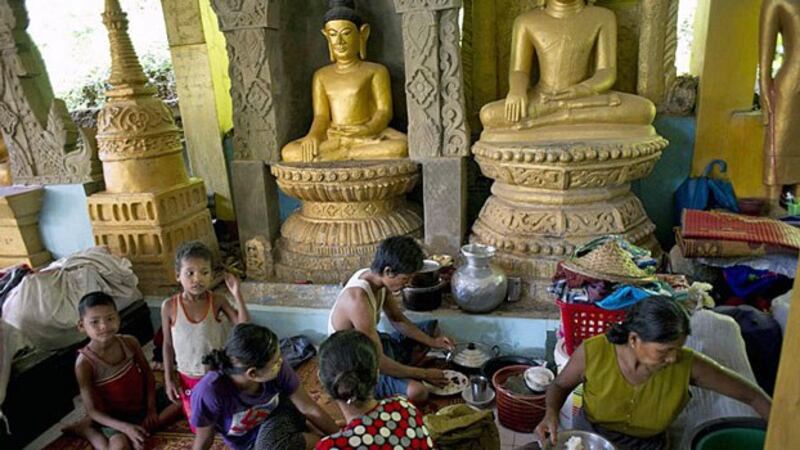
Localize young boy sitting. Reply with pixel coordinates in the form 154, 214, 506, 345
68, 292, 179, 450
327, 236, 455, 403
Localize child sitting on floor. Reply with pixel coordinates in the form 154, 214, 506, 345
69, 292, 180, 450
161, 240, 250, 429
316, 329, 436, 450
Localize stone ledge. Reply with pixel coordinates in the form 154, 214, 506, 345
235, 281, 560, 320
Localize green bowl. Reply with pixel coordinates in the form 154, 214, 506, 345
695, 428, 766, 450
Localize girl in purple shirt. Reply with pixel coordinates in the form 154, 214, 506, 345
190, 324, 338, 450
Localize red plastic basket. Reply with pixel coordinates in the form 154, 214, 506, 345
557, 300, 626, 356
492, 365, 546, 433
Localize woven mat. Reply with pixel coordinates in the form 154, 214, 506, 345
682, 210, 800, 250
43, 358, 462, 449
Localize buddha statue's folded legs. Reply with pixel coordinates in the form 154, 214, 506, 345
479, 91, 656, 131
282, 127, 407, 162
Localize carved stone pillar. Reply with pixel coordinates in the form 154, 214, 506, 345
211, 0, 282, 266
637, 0, 679, 107
0, 0, 101, 187
393, 0, 469, 159
394, 0, 469, 256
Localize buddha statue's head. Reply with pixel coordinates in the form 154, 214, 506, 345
322, 0, 370, 63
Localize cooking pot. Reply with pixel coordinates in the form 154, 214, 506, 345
481, 355, 538, 381
445, 342, 500, 374
411, 259, 441, 288
402, 280, 445, 311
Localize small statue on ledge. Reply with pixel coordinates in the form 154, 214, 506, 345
281, 0, 407, 163
479, 0, 655, 140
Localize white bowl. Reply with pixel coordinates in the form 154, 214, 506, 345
524, 366, 554, 392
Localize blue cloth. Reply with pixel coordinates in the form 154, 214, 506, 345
375, 319, 438, 399
596, 285, 652, 310
675, 159, 739, 222
723, 265, 784, 298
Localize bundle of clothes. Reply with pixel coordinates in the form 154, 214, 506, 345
548, 236, 710, 311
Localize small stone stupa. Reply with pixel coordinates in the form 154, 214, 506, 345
87, 0, 218, 293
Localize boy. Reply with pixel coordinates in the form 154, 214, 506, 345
70, 292, 178, 450
161, 240, 249, 427
327, 236, 455, 403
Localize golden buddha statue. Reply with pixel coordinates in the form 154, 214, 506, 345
760, 0, 800, 200
479, 0, 655, 141
281, 0, 407, 163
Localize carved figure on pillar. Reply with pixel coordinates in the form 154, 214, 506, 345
479, 0, 656, 141
760, 0, 800, 200
281, 0, 407, 163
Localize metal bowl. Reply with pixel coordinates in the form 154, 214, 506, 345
550, 431, 617, 450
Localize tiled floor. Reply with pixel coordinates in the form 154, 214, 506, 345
495, 412, 539, 450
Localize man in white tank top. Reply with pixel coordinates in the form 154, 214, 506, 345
327, 236, 455, 403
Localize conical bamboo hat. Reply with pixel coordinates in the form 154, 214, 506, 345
561, 240, 655, 285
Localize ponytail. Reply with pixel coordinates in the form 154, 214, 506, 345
203, 349, 233, 372
605, 296, 691, 345
202, 323, 279, 375
606, 321, 630, 345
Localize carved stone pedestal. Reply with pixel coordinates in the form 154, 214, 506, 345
271, 160, 422, 284
87, 179, 218, 294
0, 186, 51, 268
470, 134, 668, 282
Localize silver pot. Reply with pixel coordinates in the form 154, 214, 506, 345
451, 244, 508, 313
445, 342, 501, 373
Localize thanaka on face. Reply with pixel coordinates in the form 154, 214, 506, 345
79, 304, 120, 344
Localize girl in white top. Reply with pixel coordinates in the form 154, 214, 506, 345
161, 241, 250, 429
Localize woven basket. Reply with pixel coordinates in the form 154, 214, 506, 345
561, 240, 655, 285
492, 365, 546, 433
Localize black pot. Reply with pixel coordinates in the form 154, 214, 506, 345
481, 355, 537, 381
402, 280, 445, 311
411, 259, 441, 288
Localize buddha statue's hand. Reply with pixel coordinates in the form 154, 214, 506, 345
330, 123, 373, 138
299, 135, 321, 162
505, 93, 528, 123
543, 83, 595, 103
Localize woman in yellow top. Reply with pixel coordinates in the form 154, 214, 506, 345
536, 296, 771, 450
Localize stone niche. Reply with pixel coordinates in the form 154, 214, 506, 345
214, 0, 470, 282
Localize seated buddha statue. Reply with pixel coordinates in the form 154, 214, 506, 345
480, 0, 656, 140
281, 0, 407, 163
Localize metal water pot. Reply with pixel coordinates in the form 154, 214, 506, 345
451, 244, 508, 313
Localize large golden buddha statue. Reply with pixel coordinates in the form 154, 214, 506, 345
479, 0, 655, 141
281, 0, 407, 162
469, 0, 667, 292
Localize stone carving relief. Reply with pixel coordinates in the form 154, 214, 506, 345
394, 0, 468, 159
638, 0, 680, 106
245, 235, 273, 281
211, 0, 279, 162
0, 0, 101, 185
